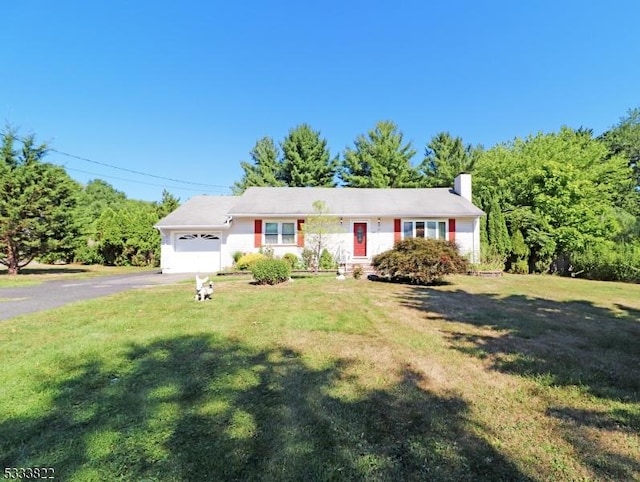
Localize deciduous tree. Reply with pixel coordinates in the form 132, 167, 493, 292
302, 200, 341, 272
600, 107, 640, 190
474, 127, 631, 272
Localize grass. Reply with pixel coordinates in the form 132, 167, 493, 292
0, 274, 638, 481
0, 263, 158, 287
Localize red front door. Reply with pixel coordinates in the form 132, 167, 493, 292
353, 223, 367, 257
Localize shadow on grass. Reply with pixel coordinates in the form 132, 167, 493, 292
397, 285, 640, 480
0, 335, 531, 481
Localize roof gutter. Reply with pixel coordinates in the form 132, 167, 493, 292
154, 216, 233, 231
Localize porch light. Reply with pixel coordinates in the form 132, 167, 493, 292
340, 217, 343, 225
377, 217, 381, 226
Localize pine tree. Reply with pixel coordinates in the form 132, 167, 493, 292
281, 124, 336, 187
420, 132, 481, 187
0, 130, 80, 273
233, 137, 285, 194
340, 121, 418, 187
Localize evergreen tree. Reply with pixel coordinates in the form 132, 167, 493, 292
486, 195, 511, 258
156, 189, 180, 219
233, 137, 285, 194
419, 132, 481, 187
340, 121, 418, 187
0, 130, 80, 273
281, 124, 336, 187
95, 200, 160, 267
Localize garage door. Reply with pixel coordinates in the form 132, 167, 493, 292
174, 233, 221, 273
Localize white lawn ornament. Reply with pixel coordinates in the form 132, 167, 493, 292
195, 275, 214, 301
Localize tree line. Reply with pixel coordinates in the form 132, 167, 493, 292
1, 108, 639, 280
234, 111, 640, 280
0, 128, 179, 274
232, 121, 481, 192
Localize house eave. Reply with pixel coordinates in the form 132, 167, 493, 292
230, 212, 484, 218
154, 224, 232, 231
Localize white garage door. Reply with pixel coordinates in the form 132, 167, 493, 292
174, 233, 221, 273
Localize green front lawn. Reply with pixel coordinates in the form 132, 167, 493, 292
1, 275, 638, 481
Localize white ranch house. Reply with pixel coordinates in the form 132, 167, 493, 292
155, 174, 484, 274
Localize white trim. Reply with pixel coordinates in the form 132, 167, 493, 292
262, 219, 298, 246
402, 219, 449, 240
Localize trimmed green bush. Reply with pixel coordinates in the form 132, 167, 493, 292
236, 252, 267, 271
319, 248, 337, 270
372, 238, 468, 285
251, 258, 291, 285
232, 251, 244, 264
282, 253, 299, 269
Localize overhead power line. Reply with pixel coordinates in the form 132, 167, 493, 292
61, 166, 230, 194
49, 148, 231, 189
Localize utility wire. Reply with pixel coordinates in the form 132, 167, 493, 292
61, 166, 231, 194
49, 148, 232, 189
14, 135, 235, 194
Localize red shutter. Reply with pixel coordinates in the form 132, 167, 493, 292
394, 219, 402, 243
448, 218, 456, 243
297, 219, 305, 247
254, 219, 262, 248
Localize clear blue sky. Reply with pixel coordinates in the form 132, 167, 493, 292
2, 1, 639, 202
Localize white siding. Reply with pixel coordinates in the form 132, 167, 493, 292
160, 215, 482, 273
454, 218, 480, 263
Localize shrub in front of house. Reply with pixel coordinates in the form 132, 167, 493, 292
236, 253, 267, 271
232, 251, 244, 265
282, 253, 299, 269
372, 238, 468, 285
319, 248, 337, 270
251, 258, 291, 285
301, 248, 315, 270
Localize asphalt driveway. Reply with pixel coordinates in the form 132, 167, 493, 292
0, 272, 194, 321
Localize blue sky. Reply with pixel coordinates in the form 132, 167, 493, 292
2, 1, 639, 202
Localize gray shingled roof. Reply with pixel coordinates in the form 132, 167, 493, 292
228, 187, 484, 218
155, 195, 236, 228
156, 187, 484, 228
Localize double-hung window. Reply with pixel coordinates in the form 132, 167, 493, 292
264, 221, 296, 245
403, 220, 447, 240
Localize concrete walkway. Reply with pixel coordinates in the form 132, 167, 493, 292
0, 272, 194, 321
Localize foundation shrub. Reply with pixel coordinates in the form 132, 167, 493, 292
282, 253, 299, 269
251, 258, 291, 285
236, 253, 267, 271
373, 238, 468, 284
